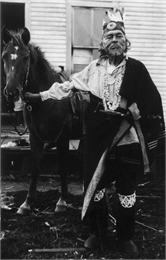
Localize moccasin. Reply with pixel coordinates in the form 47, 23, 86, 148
84, 235, 99, 249
124, 239, 139, 257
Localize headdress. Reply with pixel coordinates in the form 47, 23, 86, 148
98, 7, 129, 58
102, 7, 125, 35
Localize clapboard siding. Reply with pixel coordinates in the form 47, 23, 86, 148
30, 0, 66, 68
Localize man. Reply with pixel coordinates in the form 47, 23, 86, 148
25, 8, 165, 257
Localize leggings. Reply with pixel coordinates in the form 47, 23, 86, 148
86, 143, 142, 241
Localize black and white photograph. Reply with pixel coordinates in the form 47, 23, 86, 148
1, 0, 165, 259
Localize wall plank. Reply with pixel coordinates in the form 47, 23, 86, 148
30, 0, 66, 68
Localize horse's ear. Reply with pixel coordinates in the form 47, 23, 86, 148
21, 27, 30, 45
1, 25, 11, 45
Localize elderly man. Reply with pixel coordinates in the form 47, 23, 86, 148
25, 8, 165, 257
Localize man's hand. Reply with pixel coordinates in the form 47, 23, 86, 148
24, 92, 41, 102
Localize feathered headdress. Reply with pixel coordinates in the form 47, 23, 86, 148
98, 7, 128, 58
103, 7, 125, 34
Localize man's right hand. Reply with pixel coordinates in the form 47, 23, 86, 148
24, 92, 41, 102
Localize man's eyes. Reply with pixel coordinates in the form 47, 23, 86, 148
107, 34, 123, 39
117, 34, 123, 38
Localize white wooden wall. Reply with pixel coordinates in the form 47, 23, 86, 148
29, 0, 67, 69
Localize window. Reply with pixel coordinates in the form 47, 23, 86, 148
72, 7, 105, 73
67, 5, 108, 74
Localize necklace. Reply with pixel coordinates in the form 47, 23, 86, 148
102, 60, 126, 111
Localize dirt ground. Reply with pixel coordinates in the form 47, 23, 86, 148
1, 167, 165, 259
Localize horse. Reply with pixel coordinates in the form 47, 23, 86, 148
2, 27, 89, 215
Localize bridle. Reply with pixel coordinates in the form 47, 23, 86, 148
3, 44, 31, 136
21, 54, 30, 102
11, 54, 31, 136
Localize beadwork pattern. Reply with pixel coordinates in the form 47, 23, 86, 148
102, 60, 126, 111
94, 188, 106, 202
118, 192, 136, 208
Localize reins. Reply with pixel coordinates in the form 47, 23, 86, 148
22, 54, 69, 144
26, 101, 68, 144
21, 55, 30, 100
9, 110, 28, 136
8, 55, 30, 136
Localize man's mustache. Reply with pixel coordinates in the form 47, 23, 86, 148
110, 44, 121, 49
103, 40, 121, 49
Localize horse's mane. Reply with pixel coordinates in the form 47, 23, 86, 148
28, 43, 57, 85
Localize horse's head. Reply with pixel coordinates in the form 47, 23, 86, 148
2, 26, 30, 103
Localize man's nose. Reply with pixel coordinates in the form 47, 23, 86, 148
112, 35, 117, 41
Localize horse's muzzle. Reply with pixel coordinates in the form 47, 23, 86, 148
3, 86, 20, 103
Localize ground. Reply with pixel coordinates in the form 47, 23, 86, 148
1, 167, 165, 259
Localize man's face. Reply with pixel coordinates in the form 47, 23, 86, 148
102, 30, 126, 56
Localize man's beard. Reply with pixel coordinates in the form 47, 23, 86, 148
104, 45, 125, 65
105, 45, 124, 56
